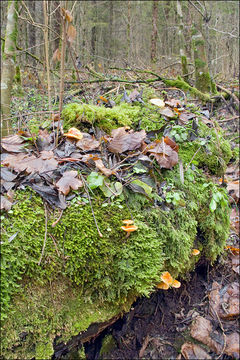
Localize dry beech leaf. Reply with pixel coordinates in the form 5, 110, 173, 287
225, 332, 240, 358
67, 24, 76, 43
1, 134, 26, 153
3, 151, 58, 175
159, 107, 175, 118
165, 99, 182, 108
146, 137, 178, 169
94, 159, 115, 177
181, 342, 211, 360
108, 128, 146, 154
61, 8, 73, 22
0, 195, 13, 211
76, 137, 100, 151
52, 48, 61, 62
149, 98, 165, 108
56, 170, 83, 195
190, 316, 222, 354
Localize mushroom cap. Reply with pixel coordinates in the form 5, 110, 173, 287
192, 249, 200, 256
64, 127, 83, 140
122, 219, 134, 225
172, 279, 181, 288
120, 225, 138, 232
160, 271, 173, 285
157, 282, 169, 290
149, 98, 165, 108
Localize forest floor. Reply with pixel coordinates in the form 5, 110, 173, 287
7, 73, 240, 360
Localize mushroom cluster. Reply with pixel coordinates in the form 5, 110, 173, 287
121, 220, 138, 238
156, 271, 181, 290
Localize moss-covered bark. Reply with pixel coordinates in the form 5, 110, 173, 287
1, 0, 18, 136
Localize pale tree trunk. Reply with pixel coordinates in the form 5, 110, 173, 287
126, 0, 131, 64
176, 0, 189, 82
1, 0, 18, 137
192, 15, 216, 93
151, 0, 158, 65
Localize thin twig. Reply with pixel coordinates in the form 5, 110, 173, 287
79, 173, 103, 237
210, 305, 227, 359
38, 203, 48, 265
52, 209, 63, 227
49, 234, 61, 257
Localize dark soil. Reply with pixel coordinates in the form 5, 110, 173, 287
82, 256, 239, 360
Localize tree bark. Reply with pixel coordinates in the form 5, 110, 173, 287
151, 0, 158, 64
1, 0, 18, 137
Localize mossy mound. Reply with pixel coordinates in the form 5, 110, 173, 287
1, 163, 230, 359
1, 93, 232, 359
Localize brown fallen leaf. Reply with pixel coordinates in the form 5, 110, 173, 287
165, 99, 182, 108
3, 151, 58, 175
190, 316, 222, 354
36, 129, 53, 151
1, 134, 26, 153
225, 332, 240, 358
227, 180, 239, 203
94, 159, 115, 177
181, 342, 211, 359
55, 170, 83, 195
76, 137, 100, 151
0, 195, 13, 211
146, 137, 178, 169
108, 128, 146, 153
159, 107, 175, 118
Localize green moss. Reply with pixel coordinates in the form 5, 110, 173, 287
164, 77, 211, 102
99, 335, 117, 358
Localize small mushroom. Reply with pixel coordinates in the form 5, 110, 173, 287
64, 127, 83, 140
122, 220, 134, 225
172, 279, 181, 288
192, 249, 200, 256
120, 224, 138, 238
160, 271, 173, 286
156, 281, 169, 290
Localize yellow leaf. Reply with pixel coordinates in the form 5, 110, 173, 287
67, 24, 76, 43
52, 48, 61, 62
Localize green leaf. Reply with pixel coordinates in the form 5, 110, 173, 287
209, 198, 217, 212
131, 179, 153, 196
133, 163, 148, 174
87, 172, 104, 189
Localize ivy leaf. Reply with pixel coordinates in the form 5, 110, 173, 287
209, 198, 217, 212
87, 172, 105, 189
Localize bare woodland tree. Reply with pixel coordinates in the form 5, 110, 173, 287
1, 0, 18, 137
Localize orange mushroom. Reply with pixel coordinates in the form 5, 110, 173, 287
172, 279, 181, 288
160, 271, 173, 286
192, 249, 200, 256
64, 127, 83, 140
156, 282, 169, 290
122, 220, 134, 226
120, 224, 138, 238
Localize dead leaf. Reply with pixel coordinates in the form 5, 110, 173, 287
52, 48, 61, 62
56, 170, 83, 195
209, 281, 239, 319
190, 316, 222, 354
227, 180, 239, 203
1, 134, 26, 153
146, 137, 178, 169
225, 332, 240, 358
165, 99, 182, 108
0, 195, 13, 211
61, 8, 73, 22
149, 98, 165, 108
181, 342, 211, 359
67, 24, 76, 43
108, 129, 146, 153
94, 159, 115, 177
36, 129, 53, 151
159, 107, 175, 118
3, 151, 58, 175
76, 137, 100, 151
179, 112, 196, 124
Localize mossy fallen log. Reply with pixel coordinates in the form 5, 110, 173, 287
0, 96, 232, 359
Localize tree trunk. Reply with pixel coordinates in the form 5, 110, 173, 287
126, 0, 131, 64
1, 0, 18, 137
176, 0, 189, 82
91, 0, 97, 69
28, 0, 36, 65
151, 0, 158, 65
191, 14, 216, 94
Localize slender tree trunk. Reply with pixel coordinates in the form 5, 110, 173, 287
1, 0, 18, 137
151, 0, 158, 65
28, 0, 36, 65
176, 0, 189, 82
43, 0, 52, 111
126, 0, 131, 64
91, 0, 97, 69
59, 1, 67, 114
